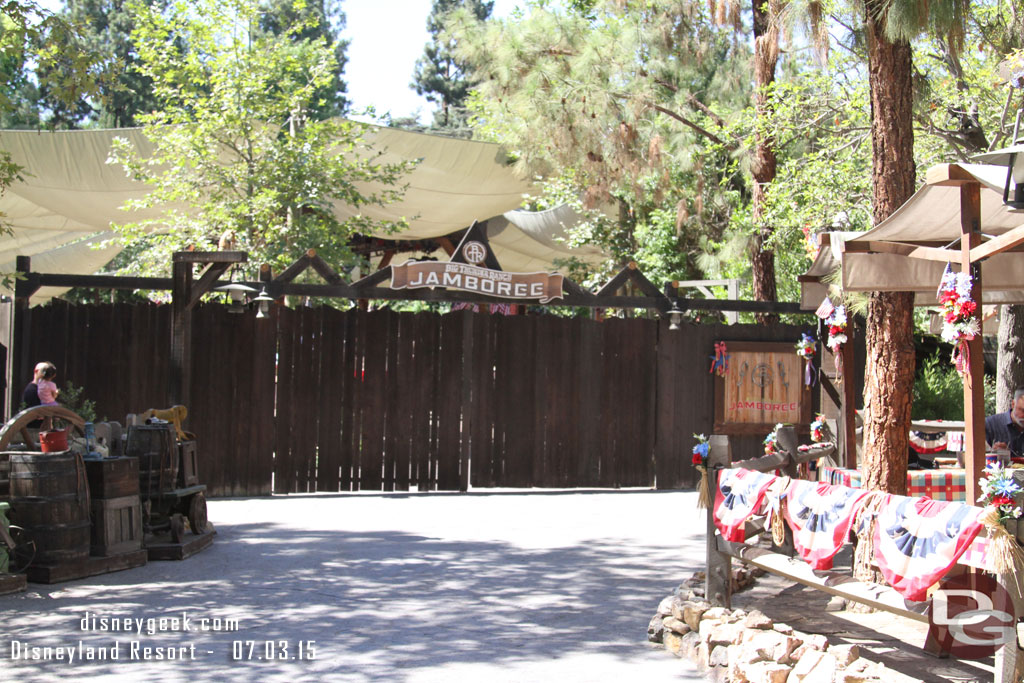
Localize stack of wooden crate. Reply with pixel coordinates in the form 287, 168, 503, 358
85, 456, 143, 557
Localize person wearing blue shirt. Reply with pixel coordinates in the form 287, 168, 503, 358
985, 386, 1024, 457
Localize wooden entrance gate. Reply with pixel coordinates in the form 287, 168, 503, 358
15, 301, 807, 496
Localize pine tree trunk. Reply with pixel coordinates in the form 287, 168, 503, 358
997, 305, 1024, 412
854, 0, 917, 587
750, 0, 779, 324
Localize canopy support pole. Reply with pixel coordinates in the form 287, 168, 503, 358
961, 183, 985, 505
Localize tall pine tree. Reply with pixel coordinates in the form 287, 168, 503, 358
411, 0, 493, 131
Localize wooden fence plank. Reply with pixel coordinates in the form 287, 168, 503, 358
435, 312, 463, 490
382, 310, 400, 491
316, 307, 344, 493
469, 312, 496, 488
249, 306, 276, 495
274, 306, 297, 493
498, 314, 534, 487
389, 312, 414, 491
358, 311, 388, 491
576, 316, 602, 487
337, 309, 358, 491
413, 312, 438, 490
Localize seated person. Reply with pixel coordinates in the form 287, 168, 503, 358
21, 361, 44, 428
985, 386, 1024, 457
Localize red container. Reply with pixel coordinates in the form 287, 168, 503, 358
39, 429, 68, 453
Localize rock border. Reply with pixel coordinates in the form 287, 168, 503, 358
649, 571, 885, 683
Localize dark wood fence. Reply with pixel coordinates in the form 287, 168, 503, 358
13, 302, 807, 496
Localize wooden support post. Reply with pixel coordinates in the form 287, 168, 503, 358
961, 183, 985, 506
170, 256, 193, 407
705, 435, 732, 608
841, 328, 857, 470
11, 256, 31, 417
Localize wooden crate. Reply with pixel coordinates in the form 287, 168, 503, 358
90, 495, 143, 557
85, 457, 139, 499
179, 440, 199, 487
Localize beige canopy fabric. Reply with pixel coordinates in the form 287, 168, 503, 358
800, 164, 1024, 307
0, 124, 604, 302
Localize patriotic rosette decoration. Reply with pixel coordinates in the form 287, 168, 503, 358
908, 431, 947, 454
692, 434, 711, 510
937, 265, 979, 376
713, 468, 777, 542
872, 495, 985, 601
795, 333, 816, 388
782, 480, 871, 570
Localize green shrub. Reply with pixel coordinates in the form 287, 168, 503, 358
912, 353, 996, 420
60, 381, 97, 423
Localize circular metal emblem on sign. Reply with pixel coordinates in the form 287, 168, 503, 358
462, 241, 487, 265
751, 363, 772, 387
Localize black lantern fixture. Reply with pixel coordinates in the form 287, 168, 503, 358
667, 301, 683, 331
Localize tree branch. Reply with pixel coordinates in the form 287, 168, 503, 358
649, 103, 728, 146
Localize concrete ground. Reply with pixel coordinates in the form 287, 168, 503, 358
0, 489, 709, 682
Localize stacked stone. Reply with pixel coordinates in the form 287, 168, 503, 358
649, 597, 884, 683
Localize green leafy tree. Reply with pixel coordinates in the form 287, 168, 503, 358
258, 0, 349, 118
44, 0, 167, 128
108, 0, 414, 278
411, 0, 493, 132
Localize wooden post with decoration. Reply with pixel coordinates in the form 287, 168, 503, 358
960, 183, 985, 506
705, 435, 732, 608
841, 328, 857, 469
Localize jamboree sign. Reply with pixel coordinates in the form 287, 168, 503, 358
390, 261, 564, 304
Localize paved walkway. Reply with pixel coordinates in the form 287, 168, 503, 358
0, 489, 708, 682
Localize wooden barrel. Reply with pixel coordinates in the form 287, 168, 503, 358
8, 450, 90, 565
126, 426, 178, 499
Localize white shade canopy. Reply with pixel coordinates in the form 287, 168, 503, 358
800, 164, 1024, 306
0, 124, 605, 302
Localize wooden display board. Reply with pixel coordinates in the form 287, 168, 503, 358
713, 341, 812, 435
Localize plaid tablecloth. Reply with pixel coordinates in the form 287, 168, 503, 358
822, 467, 966, 502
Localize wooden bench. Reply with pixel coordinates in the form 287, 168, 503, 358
703, 434, 1024, 682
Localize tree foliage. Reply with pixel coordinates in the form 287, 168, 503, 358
446, 1, 750, 289
108, 0, 414, 278
411, 0, 493, 132
258, 0, 349, 118
31, 0, 169, 129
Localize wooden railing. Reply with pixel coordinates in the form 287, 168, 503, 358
703, 434, 1024, 682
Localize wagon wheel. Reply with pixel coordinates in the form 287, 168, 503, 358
5, 526, 35, 573
0, 406, 87, 451
187, 492, 207, 535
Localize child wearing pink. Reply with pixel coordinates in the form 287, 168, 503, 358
36, 363, 59, 405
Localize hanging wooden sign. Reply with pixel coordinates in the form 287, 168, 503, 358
714, 341, 811, 435
391, 261, 564, 303
388, 219, 564, 303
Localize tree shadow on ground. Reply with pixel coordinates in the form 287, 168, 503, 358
0, 503, 705, 682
